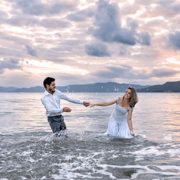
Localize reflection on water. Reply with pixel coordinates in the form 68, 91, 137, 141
0, 92, 180, 179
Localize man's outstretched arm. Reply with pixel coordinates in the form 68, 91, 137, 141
56, 90, 90, 107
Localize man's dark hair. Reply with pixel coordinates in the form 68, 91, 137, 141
43, 77, 55, 89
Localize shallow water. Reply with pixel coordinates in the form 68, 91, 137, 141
0, 92, 180, 179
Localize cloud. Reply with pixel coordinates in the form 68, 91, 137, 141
0, 0, 179, 87
151, 68, 179, 77
169, 31, 180, 50
119, 46, 130, 56
154, 0, 180, 18
6, 16, 38, 26
14, 0, 77, 16
67, 8, 94, 22
55, 73, 89, 86
0, 47, 22, 57
136, 32, 151, 46
93, 66, 147, 79
0, 70, 39, 87
0, 58, 22, 73
0, 32, 33, 58
16, 0, 44, 16
85, 42, 110, 57
4, 15, 71, 29
26, 45, 37, 57
92, 0, 135, 45
93, 66, 179, 80
40, 18, 71, 29
91, 0, 151, 46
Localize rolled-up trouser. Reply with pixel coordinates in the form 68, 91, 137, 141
47, 115, 66, 133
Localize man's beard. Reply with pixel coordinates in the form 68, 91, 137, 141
50, 87, 55, 92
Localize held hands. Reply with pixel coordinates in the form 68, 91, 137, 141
63, 101, 90, 113
63, 107, 72, 112
82, 101, 97, 108
83, 101, 90, 107
83, 101, 97, 108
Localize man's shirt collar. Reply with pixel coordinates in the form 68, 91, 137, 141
44, 90, 50, 96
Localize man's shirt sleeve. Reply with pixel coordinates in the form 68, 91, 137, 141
56, 90, 83, 104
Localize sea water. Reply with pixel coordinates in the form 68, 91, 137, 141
0, 92, 180, 179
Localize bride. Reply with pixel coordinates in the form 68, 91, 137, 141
90, 87, 138, 139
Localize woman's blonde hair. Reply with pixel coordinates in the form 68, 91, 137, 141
126, 87, 138, 108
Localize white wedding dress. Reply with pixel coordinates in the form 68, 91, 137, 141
107, 98, 134, 139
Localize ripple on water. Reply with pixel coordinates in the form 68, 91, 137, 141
0, 131, 180, 179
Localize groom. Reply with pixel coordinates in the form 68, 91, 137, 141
41, 77, 90, 136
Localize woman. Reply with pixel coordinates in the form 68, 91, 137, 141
90, 87, 138, 139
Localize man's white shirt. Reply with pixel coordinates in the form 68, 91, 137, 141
41, 89, 83, 117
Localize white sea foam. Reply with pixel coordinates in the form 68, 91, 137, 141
131, 145, 180, 158
131, 165, 180, 179
50, 150, 115, 179
97, 164, 180, 179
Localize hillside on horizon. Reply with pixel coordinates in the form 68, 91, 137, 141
137, 81, 180, 92
0, 81, 179, 92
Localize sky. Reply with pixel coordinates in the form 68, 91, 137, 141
0, 0, 180, 87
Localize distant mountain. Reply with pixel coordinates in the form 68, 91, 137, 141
57, 82, 147, 92
137, 81, 180, 92
0, 82, 147, 92
1, 81, 179, 92
14, 86, 44, 92
0, 87, 17, 92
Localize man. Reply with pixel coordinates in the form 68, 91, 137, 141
41, 77, 90, 136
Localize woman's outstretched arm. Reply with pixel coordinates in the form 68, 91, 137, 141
127, 109, 135, 136
90, 99, 116, 107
